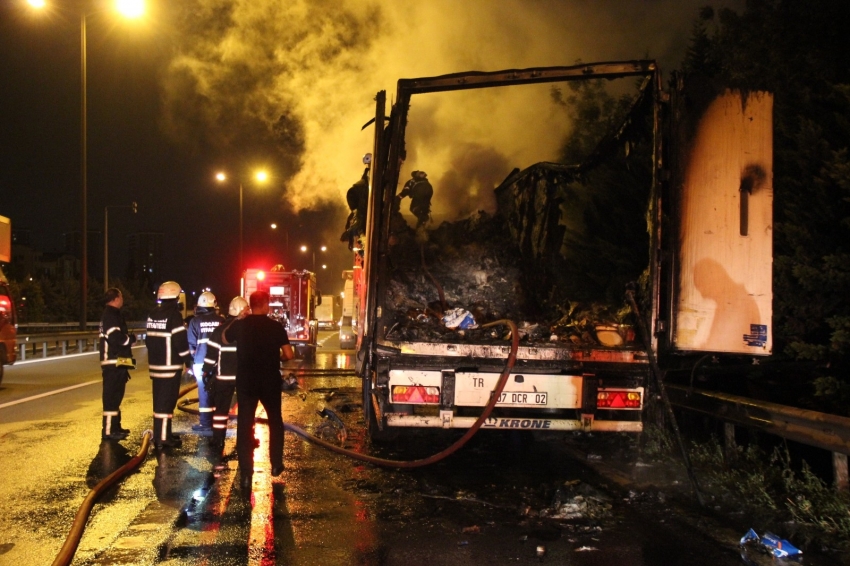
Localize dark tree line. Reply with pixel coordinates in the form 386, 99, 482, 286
8, 276, 156, 324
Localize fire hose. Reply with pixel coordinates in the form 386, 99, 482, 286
51, 430, 154, 566
178, 320, 519, 468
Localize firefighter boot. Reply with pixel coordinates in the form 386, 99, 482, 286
115, 411, 130, 436
102, 411, 128, 441
154, 414, 181, 449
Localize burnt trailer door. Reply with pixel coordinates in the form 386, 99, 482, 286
668, 85, 774, 356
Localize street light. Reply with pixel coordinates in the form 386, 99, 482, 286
215, 169, 269, 275
300, 244, 326, 273
104, 201, 137, 292
27, 0, 145, 329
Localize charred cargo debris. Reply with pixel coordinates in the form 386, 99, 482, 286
385, 161, 651, 349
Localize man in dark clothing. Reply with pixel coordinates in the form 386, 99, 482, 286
202, 296, 248, 450
399, 170, 433, 227
187, 291, 224, 432
98, 288, 136, 441
146, 280, 193, 449
340, 169, 369, 250
223, 291, 294, 490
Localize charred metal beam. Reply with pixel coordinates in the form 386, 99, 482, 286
396, 60, 657, 95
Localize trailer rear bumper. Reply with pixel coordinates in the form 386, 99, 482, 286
385, 413, 642, 432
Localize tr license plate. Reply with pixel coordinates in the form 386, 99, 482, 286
496, 391, 548, 405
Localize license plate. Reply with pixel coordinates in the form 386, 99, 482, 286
496, 391, 548, 405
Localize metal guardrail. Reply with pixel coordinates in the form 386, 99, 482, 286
16, 325, 147, 361
667, 384, 850, 490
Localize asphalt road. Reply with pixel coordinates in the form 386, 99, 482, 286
0, 331, 825, 565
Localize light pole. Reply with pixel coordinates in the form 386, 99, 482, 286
300, 245, 326, 273
27, 0, 145, 328
104, 202, 137, 292
216, 170, 269, 275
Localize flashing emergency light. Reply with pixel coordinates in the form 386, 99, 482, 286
392, 385, 440, 404
596, 390, 642, 409
257, 271, 265, 281
0, 296, 10, 313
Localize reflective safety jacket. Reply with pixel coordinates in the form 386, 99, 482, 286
187, 307, 224, 364
99, 304, 135, 366
202, 318, 237, 381
146, 301, 192, 378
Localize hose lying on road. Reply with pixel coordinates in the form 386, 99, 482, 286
178, 320, 519, 469
51, 430, 153, 566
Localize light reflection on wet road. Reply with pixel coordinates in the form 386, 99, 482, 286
0, 338, 803, 565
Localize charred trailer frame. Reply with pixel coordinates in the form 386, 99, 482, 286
355, 60, 773, 437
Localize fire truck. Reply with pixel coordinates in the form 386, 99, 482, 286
242, 265, 319, 359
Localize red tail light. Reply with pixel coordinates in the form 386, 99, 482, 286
0, 296, 10, 313
597, 390, 642, 409
392, 385, 440, 404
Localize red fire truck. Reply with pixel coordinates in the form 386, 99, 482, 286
242, 265, 319, 359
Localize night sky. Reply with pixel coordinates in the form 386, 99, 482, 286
0, 0, 744, 303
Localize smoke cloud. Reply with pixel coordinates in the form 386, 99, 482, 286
160, 0, 744, 224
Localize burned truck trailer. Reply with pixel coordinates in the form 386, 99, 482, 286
356, 61, 773, 437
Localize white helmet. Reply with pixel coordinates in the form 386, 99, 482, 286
157, 281, 182, 300
197, 291, 217, 308
228, 296, 249, 317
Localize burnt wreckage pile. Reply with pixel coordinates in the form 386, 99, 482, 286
385, 160, 651, 348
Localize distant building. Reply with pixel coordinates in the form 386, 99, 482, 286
127, 232, 163, 292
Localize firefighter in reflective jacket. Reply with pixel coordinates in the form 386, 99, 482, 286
187, 291, 224, 432
146, 281, 193, 448
98, 288, 136, 440
202, 296, 248, 449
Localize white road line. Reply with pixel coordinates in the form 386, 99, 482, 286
0, 380, 101, 409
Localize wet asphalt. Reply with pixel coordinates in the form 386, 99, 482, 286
0, 335, 832, 565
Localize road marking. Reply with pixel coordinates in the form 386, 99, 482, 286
0, 380, 100, 409
13, 350, 98, 365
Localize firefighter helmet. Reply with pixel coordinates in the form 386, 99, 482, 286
157, 281, 181, 300
228, 296, 249, 317
197, 291, 217, 308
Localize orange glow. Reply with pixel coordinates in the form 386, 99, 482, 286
257, 270, 265, 281
116, 0, 145, 18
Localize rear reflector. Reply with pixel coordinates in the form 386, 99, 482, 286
597, 390, 642, 409
392, 385, 440, 404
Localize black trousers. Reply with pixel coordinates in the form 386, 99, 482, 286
236, 379, 284, 475
102, 365, 128, 434
152, 371, 182, 443
212, 378, 236, 442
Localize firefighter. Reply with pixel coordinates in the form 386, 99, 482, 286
187, 291, 224, 433
98, 288, 136, 441
202, 296, 248, 449
399, 170, 433, 227
146, 280, 193, 449
340, 168, 369, 250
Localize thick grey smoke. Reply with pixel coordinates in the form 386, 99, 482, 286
160, 0, 744, 219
